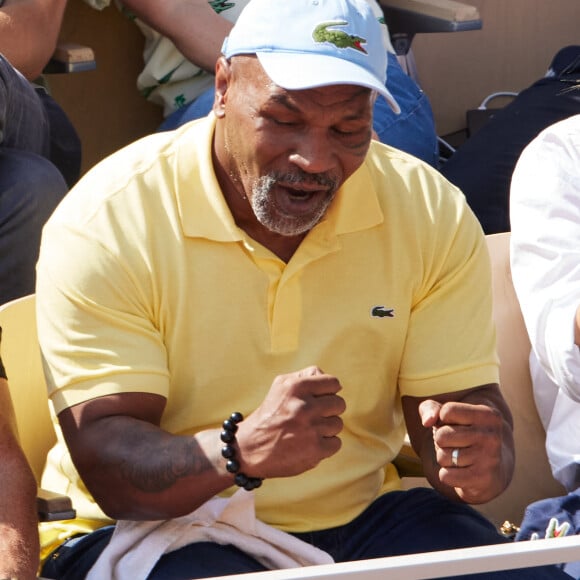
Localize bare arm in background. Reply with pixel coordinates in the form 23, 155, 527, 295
0, 0, 68, 80
121, 0, 233, 73
0, 378, 39, 580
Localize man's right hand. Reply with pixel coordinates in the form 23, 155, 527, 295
236, 366, 346, 479
56, 366, 345, 520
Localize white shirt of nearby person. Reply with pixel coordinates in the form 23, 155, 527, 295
510, 113, 580, 492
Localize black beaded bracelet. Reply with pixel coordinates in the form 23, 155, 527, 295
220, 412, 263, 491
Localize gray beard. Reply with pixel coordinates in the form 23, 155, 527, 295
250, 173, 338, 237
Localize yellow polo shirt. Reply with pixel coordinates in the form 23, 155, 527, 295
37, 114, 498, 556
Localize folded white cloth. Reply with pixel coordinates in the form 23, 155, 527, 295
86, 488, 334, 579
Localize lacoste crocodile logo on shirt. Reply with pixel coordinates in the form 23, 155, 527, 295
371, 305, 395, 318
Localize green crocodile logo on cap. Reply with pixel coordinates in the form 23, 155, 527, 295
312, 21, 368, 54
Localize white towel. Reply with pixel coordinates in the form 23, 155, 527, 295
86, 489, 334, 579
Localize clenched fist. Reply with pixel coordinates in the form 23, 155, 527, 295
235, 366, 346, 479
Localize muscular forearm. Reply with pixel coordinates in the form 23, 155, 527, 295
120, 0, 232, 73
61, 368, 344, 520
0, 0, 68, 79
63, 412, 237, 520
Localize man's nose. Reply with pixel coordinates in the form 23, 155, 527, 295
288, 129, 337, 174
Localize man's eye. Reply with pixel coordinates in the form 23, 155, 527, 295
272, 117, 297, 126
334, 126, 362, 136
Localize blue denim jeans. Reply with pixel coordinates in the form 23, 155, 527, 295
0, 54, 70, 304
0, 54, 50, 154
41, 488, 569, 580
159, 53, 439, 168
0, 149, 68, 304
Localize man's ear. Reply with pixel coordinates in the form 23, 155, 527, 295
213, 56, 231, 119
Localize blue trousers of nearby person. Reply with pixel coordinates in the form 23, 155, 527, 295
0, 149, 68, 304
0, 54, 74, 304
41, 487, 570, 580
159, 53, 439, 168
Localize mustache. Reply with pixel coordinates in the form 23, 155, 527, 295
268, 171, 339, 192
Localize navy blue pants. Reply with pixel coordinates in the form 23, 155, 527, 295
42, 488, 570, 579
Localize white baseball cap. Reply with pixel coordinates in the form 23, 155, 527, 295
221, 0, 400, 113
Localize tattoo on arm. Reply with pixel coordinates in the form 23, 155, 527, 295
113, 426, 213, 493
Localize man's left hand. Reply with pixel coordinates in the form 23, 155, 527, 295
403, 384, 515, 504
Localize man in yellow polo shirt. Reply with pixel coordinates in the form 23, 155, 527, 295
35, 0, 568, 579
